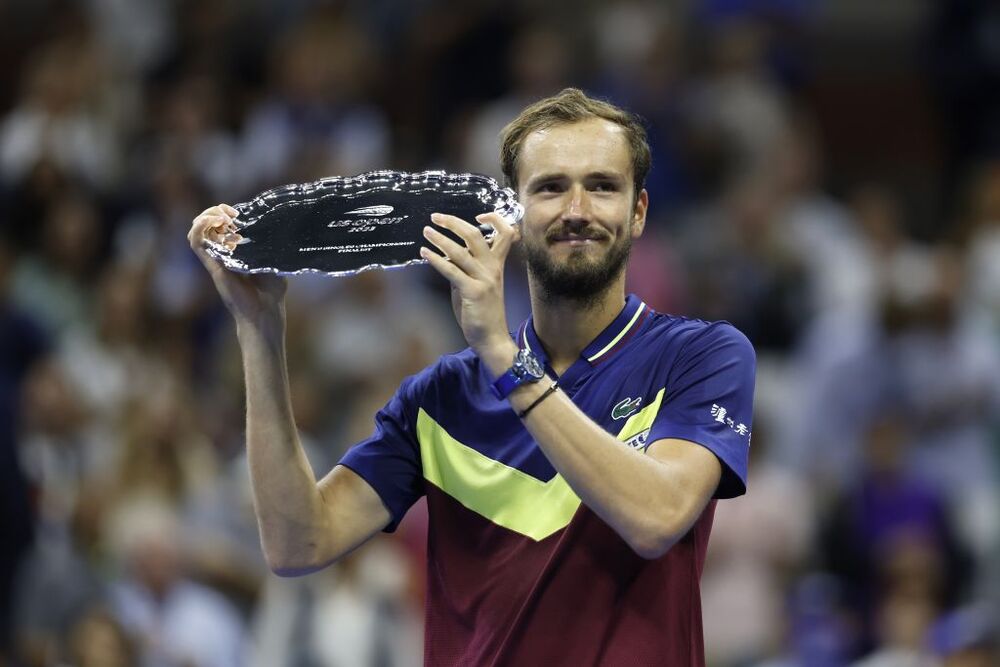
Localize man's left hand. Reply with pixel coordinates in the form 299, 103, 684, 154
420, 212, 520, 370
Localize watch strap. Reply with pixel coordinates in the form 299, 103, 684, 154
491, 347, 544, 399
491, 369, 521, 399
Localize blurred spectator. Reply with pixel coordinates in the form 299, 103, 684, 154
0, 235, 49, 655
16, 360, 98, 532
9, 190, 105, 336
84, 0, 175, 77
685, 15, 791, 186
144, 72, 244, 201
104, 381, 218, 511
13, 485, 106, 667
56, 264, 172, 435
0, 32, 122, 190
591, 10, 694, 212
772, 181, 934, 488
113, 154, 214, 331
13, 360, 109, 665
755, 573, 856, 667
240, 11, 389, 189
848, 184, 935, 311
764, 115, 873, 321
701, 426, 816, 666
672, 172, 811, 351
67, 606, 137, 667
394, 0, 518, 164
69, 607, 136, 667
851, 591, 937, 667
820, 414, 971, 658
309, 271, 464, 400
107, 499, 247, 667
928, 604, 998, 667
251, 539, 422, 667
460, 23, 573, 178
888, 249, 1000, 557
623, 230, 687, 317
958, 162, 1000, 325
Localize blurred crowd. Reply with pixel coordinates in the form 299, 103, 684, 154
1, 1, 998, 666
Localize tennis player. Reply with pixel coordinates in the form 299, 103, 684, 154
190, 88, 756, 666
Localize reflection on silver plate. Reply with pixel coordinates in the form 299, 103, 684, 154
203, 170, 523, 277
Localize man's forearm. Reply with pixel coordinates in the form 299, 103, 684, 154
237, 313, 331, 571
515, 384, 680, 555
481, 342, 719, 558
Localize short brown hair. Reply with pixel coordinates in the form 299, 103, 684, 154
499, 88, 651, 196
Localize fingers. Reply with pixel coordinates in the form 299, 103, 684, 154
430, 213, 489, 256
420, 246, 474, 289
189, 206, 233, 243
423, 225, 479, 276
189, 205, 241, 254
477, 212, 520, 258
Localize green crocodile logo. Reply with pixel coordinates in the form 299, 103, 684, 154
611, 396, 643, 420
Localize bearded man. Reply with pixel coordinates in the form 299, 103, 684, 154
190, 88, 756, 666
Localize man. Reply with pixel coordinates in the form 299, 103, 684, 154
189, 88, 756, 666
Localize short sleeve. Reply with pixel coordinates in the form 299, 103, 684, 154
338, 374, 426, 531
648, 322, 756, 498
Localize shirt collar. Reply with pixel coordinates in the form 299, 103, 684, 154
518, 294, 648, 369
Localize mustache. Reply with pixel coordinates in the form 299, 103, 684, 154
544, 226, 608, 242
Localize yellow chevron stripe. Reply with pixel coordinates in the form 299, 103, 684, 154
418, 408, 579, 540
416, 387, 666, 541
616, 388, 665, 441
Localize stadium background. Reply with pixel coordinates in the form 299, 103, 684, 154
1, 0, 998, 665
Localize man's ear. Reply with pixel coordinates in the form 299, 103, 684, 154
631, 189, 649, 238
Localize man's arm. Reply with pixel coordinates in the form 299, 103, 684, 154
190, 205, 390, 575
421, 212, 730, 559
238, 316, 391, 575
498, 373, 720, 559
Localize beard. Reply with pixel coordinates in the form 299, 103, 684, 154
523, 226, 632, 307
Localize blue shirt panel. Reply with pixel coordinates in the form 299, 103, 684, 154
339, 304, 756, 530
337, 372, 425, 531
643, 318, 756, 499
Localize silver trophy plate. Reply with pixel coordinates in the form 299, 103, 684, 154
204, 170, 523, 277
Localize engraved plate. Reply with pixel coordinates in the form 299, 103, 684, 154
203, 170, 523, 277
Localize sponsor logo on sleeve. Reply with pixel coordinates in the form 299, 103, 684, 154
711, 404, 750, 437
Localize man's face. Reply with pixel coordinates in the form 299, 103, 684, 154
516, 117, 647, 304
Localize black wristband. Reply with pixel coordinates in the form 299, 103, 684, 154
517, 381, 559, 419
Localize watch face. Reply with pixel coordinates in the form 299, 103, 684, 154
516, 348, 545, 380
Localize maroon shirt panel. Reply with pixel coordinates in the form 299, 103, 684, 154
423, 483, 717, 666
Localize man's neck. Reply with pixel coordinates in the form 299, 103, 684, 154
529, 281, 627, 375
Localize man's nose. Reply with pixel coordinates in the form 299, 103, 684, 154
564, 185, 591, 220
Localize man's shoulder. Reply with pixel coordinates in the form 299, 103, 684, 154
422, 346, 481, 379
641, 311, 754, 359
399, 346, 484, 398
391, 346, 504, 431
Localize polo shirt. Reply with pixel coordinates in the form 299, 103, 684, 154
340, 294, 756, 666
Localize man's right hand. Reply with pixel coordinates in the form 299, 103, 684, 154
188, 204, 287, 324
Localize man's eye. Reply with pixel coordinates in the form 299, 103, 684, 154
592, 182, 616, 192
537, 183, 562, 193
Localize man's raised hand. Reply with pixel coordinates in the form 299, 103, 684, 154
188, 204, 287, 324
420, 211, 520, 361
